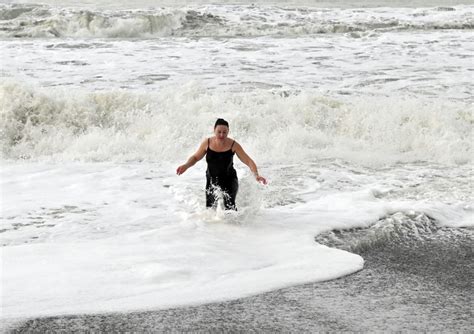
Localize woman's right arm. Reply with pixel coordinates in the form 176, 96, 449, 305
176, 139, 208, 175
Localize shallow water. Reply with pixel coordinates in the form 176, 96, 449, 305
8, 221, 473, 332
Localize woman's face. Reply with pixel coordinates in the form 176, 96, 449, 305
214, 125, 229, 140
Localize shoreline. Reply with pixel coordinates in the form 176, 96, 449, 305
7, 226, 473, 333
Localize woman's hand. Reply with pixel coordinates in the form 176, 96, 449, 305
256, 175, 267, 185
176, 164, 188, 175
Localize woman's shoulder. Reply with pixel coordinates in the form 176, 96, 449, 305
230, 138, 239, 152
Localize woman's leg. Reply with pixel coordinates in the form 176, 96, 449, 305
223, 177, 239, 210
205, 176, 216, 208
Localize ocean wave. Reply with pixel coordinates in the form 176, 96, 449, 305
1, 81, 471, 164
0, 4, 472, 38
315, 211, 442, 252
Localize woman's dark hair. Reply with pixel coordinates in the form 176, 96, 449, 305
214, 118, 229, 129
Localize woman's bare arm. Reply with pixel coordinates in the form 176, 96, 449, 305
234, 142, 267, 184
176, 139, 208, 175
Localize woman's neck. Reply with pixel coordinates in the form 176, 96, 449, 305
211, 137, 232, 151
214, 137, 227, 146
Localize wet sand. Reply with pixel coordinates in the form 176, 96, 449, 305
7, 226, 473, 333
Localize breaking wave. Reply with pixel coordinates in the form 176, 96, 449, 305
0, 4, 472, 38
1, 81, 472, 164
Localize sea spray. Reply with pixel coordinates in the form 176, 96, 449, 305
1, 81, 471, 164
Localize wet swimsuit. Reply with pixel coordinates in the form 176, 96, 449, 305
206, 138, 238, 210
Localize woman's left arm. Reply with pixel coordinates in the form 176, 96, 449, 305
234, 142, 267, 185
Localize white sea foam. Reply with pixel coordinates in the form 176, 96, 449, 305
0, 162, 361, 318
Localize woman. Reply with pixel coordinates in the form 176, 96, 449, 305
176, 118, 267, 210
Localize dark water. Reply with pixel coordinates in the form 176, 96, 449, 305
8, 215, 473, 333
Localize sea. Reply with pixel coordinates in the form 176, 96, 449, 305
1, 0, 473, 331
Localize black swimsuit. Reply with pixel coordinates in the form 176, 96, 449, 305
206, 138, 238, 210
